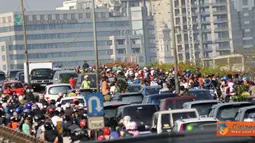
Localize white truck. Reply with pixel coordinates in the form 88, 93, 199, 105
24, 62, 54, 91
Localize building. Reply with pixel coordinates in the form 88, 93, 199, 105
0, 7, 153, 73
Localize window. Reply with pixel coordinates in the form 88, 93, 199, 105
63, 14, 68, 20
132, 48, 140, 53
86, 13, 91, 18
25, 16, 29, 22
95, 12, 100, 18
116, 49, 126, 54
101, 12, 106, 18
7, 16, 12, 22
117, 39, 125, 45
244, 21, 250, 24
40, 15, 45, 21
79, 13, 83, 19
2, 17, 6, 23
32, 15, 37, 21
69, 6, 75, 9
48, 14, 52, 20
2, 55, 5, 61
149, 38, 156, 44
243, 0, 248, 5
1, 46, 4, 51
244, 13, 249, 16
245, 29, 251, 32
71, 14, 76, 20
56, 14, 60, 20
48, 86, 71, 95
139, 56, 144, 62
3, 65, 6, 71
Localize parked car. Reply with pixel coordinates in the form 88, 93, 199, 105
104, 101, 129, 119
44, 84, 72, 101
142, 86, 162, 96
3, 81, 25, 95
151, 109, 199, 134
15, 71, 24, 83
182, 100, 220, 117
142, 93, 178, 105
8, 70, 23, 80
67, 88, 96, 98
112, 92, 144, 104
53, 70, 78, 84
235, 105, 255, 121
187, 89, 213, 100
56, 96, 86, 107
208, 102, 254, 121
173, 118, 218, 132
116, 104, 159, 134
159, 96, 195, 110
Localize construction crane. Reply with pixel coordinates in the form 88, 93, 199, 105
186, 0, 196, 65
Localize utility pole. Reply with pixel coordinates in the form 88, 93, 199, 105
169, 0, 180, 94
92, 0, 100, 92
21, 0, 30, 86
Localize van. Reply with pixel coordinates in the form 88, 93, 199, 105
159, 96, 195, 110
151, 109, 199, 134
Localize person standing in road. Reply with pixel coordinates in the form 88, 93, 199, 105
80, 75, 90, 89
69, 76, 76, 89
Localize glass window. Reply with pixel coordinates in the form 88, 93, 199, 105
7, 16, 12, 22
139, 56, 144, 62
40, 15, 45, 21
48, 86, 71, 95
101, 12, 106, 18
2, 17, 6, 23
172, 112, 197, 122
48, 14, 52, 20
2, 55, 5, 61
117, 39, 125, 45
86, 13, 91, 19
79, 13, 83, 19
1, 46, 5, 51
3, 65, 6, 71
71, 14, 76, 20
63, 14, 68, 20
56, 14, 60, 20
32, 15, 37, 21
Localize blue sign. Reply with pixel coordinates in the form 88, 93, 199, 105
86, 93, 104, 117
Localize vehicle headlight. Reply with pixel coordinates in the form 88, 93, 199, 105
145, 125, 150, 129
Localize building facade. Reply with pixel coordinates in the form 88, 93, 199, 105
0, 7, 152, 73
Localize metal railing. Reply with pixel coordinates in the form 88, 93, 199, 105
0, 126, 46, 143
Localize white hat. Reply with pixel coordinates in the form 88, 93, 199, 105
84, 75, 89, 78
65, 102, 71, 108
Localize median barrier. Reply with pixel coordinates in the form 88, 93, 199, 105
0, 126, 46, 143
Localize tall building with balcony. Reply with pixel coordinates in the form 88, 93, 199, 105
0, 7, 151, 73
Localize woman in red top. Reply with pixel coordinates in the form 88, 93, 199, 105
69, 76, 76, 89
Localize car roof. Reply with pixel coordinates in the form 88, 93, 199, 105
143, 85, 161, 88
183, 100, 219, 105
237, 105, 255, 112
188, 89, 209, 92
118, 103, 157, 109
175, 117, 218, 124
115, 92, 143, 96
104, 101, 130, 107
61, 96, 84, 100
147, 93, 178, 97
4, 80, 22, 84
154, 108, 198, 114
161, 96, 195, 101
211, 102, 253, 109
46, 84, 71, 88
56, 70, 77, 74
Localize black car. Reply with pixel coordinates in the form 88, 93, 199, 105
116, 104, 159, 134
187, 89, 213, 100
104, 101, 129, 119
111, 92, 144, 104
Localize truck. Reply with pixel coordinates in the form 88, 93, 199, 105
24, 62, 54, 91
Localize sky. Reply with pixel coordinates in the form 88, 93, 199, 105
0, 0, 63, 13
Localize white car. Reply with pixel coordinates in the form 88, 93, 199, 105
44, 84, 72, 101
173, 117, 218, 132
56, 96, 86, 107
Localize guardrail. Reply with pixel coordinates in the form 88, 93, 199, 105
0, 126, 46, 143
88, 129, 255, 143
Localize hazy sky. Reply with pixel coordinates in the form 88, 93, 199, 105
0, 0, 63, 13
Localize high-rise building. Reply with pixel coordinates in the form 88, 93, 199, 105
0, 7, 154, 73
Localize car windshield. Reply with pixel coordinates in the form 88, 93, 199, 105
79, 90, 93, 98
121, 94, 143, 104
165, 98, 194, 110
31, 69, 53, 78
182, 121, 217, 131
123, 105, 158, 124
188, 91, 212, 100
192, 103, 218, 116
61, 98, 84, 105
5, 82, 23, 89
19, 74, 24, 81
172, 112, 197, 122
59, 73, 78, 80
217, 104, 253, 121
104, 106, 120, 119
243, 108, 255, 119
144, 87, 161, 95
49, 86, 71, 95
150, 94, 177, 105
127, 85, 142, 92
10, 71, 21, 79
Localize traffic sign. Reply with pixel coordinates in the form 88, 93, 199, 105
88, 116, 105, 130
86, 93, 104, 116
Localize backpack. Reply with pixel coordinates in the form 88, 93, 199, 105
56, 121, 63, 134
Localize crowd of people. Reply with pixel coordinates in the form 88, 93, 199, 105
0, 61, 255, 142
